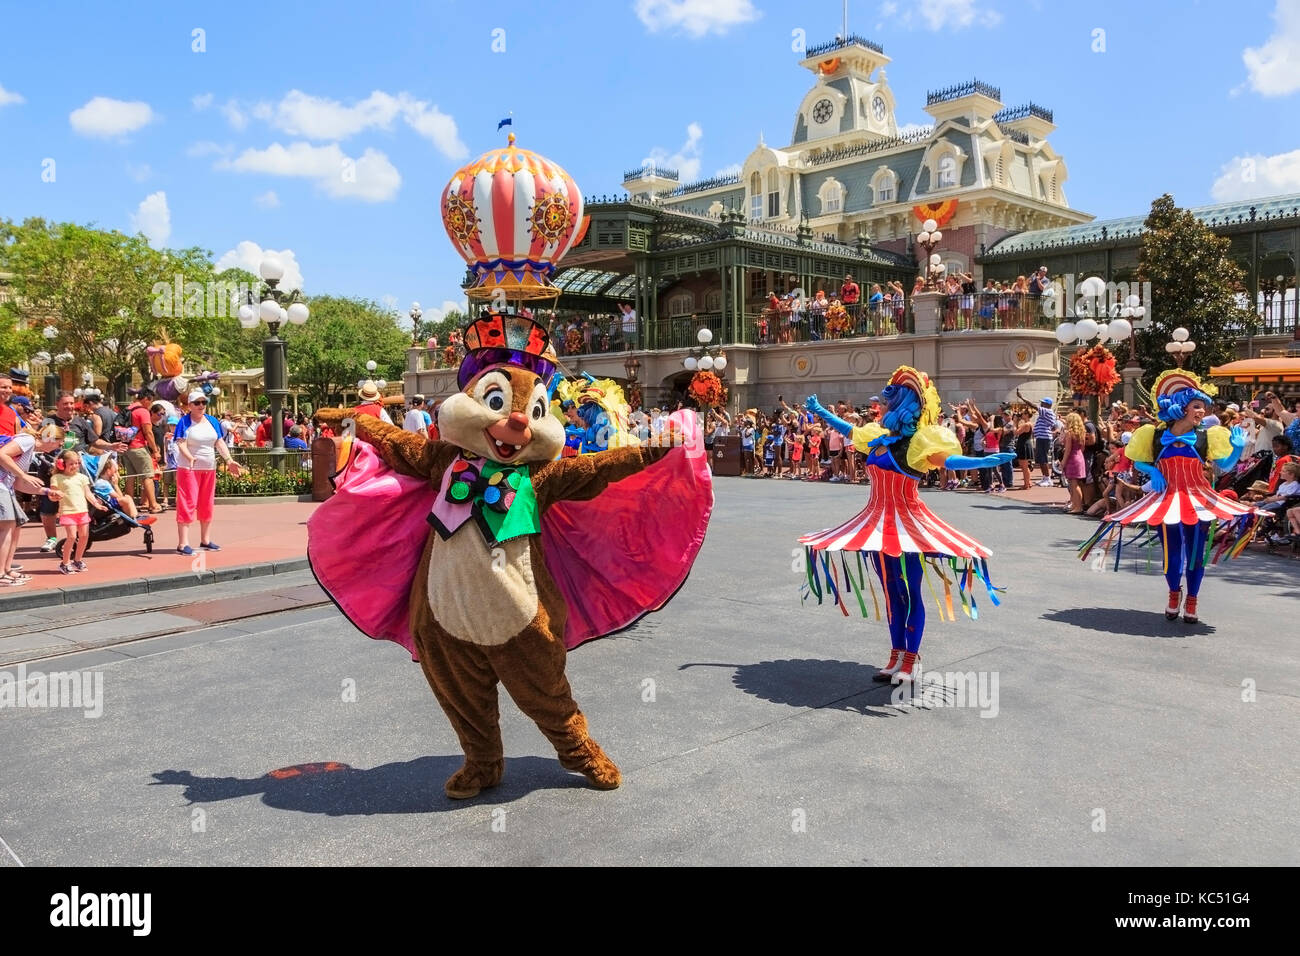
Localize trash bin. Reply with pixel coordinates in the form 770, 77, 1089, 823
311, 436, 341, 501
712, 434, 742, 477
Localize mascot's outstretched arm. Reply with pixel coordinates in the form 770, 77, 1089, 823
316, 409, 454, 480
533, 444, 673, 510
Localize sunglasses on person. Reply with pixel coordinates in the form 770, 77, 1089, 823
191, 399, 207, 405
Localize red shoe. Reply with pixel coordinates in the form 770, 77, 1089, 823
892, 651, 921, 685
1182, 596, 1198, 624
137, 515, 157, 526
1165, 590, 1182, 621
873, 648, 904, 682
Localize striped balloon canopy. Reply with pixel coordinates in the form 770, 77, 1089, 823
441, 134, 588, 300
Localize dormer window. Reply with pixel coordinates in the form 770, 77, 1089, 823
767, 168, 781, 218
869, 166, 898, 205
749, 172, 762, 221
817, 177, 845, 215
938, 156, 957, 188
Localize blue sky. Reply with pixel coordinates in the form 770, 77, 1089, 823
1, 0, 1297, 324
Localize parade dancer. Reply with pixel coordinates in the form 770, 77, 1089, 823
1080, 369, 1259, 624
801, 367, 1014, 684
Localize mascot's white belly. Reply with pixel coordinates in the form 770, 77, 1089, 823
427, 532, 537, 646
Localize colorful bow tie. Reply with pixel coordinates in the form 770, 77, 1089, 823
1160, 430, 1198, 449
446, 457, 526, 514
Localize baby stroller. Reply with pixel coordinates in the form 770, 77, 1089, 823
1216, 450, 1272, 499
81, 454, 155, 554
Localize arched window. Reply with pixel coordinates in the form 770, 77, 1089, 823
767, 168, 781, 218
817, 177, 844, 215
870, 166, 897, 205
704, 290, 722, 312
667, 291, 695, 316
938, 156, 957, 188
749, 172, 762, 221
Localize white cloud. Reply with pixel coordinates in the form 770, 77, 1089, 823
1211, 149, 1300, 201
897, 122, 932, 137
714, 163, 742, 178
215, 241, 305, 292
191, 92, 214, 111
1243, 0, 1300, 96
884, 0, 1001, 31
634, 0, 759, 37
126, 162, 153, 182
186, 140, 232, 158
425, 299, 464, 323
220, 99, 248, 130
254, 89, 467, 159
254, 190, 280, 208
131, 191, 171, 247
220, 141, 402, 202
644, 122, 703, 183
69, 96, 155, 138
0, 83, 24, 107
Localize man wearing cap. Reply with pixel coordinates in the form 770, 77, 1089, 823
1028, 266, 1050, 297
1018, 387, 1061, 485
403, 394, 431, 438
123, 387, 161, 514
82, 390, 117, 448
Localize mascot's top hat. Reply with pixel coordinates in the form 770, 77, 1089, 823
457, 311, 558, 390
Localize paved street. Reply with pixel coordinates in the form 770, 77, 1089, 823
1, 479, 1296, 866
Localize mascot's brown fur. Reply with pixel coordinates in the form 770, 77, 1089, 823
320, 363, 670, 798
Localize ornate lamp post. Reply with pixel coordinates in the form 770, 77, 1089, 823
622, 353, 642, 412
915, 218, 946, 291
1164, 327, 1196, 368
409, 301, 423, 345
238, 257, 309, 469
682, 326, 727, 373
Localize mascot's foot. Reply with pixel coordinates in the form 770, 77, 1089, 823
872, 648, 905, 682
891, 652, 921, 686
444, 759, 505, 800
1182, 596, 1199, 624
559, 739, 622, 791
1165, 590, 1182, 621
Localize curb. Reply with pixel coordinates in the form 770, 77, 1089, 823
0, 557, 312, 611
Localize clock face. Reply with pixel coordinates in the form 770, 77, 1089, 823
872, 95, 887, 122
812, 98, 833, 124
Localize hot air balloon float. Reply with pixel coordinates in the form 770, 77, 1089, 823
307, 132, 712, 800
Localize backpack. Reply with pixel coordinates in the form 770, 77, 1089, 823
113, 405, 138, 442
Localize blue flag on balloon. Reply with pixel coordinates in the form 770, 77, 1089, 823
497, 116, 512, 130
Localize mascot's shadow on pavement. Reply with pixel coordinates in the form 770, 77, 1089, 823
1041, 607, 1217, 637
681, 659, 903, 717
150, 756, 574, 816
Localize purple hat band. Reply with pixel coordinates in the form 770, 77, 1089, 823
457, 347, 557, 391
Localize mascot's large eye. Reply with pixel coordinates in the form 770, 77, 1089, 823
531, 399, 545, 420
485, 390, 505, 412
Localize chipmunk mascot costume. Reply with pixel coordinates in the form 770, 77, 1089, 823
308, 312, 712, 798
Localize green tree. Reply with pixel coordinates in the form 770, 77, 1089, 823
1134, 195, 1259, 386
0, 218, 215, 390
419, 307, 467, 345
282, 295, 408, 408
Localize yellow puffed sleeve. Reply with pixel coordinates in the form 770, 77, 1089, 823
1206, 425, 1233, 463
906, 424, 962, 473
1125, 424, 1157, 463
849, 422, 887, 454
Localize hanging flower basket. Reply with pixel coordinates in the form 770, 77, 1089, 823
1069, 344, 1121, 397
687, 370, 727, 407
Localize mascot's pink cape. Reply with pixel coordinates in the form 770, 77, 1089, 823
307, 410, 713, 658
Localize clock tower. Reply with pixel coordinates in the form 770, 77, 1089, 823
791, 36, 898, 149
